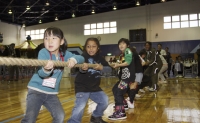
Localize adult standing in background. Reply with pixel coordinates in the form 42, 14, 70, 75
8, 43, 19, 81
0, 45, 9, 56
157, 44, 166, 56
144, 42, 163, 91
0, 45, 9, 80
165, 47, 172, 77
196, 44, 200, 78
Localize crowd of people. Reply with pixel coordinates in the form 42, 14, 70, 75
0, 26, 200, 123
0, 43, 19, 81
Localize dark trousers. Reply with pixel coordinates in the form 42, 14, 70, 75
168, 63, 171, 76
112, 81, 130, 106
143, 65, 159, 89
9, 65, 19, 80
198, 61, 200, 76
127, 88, 137, 103
139, 74, 151, 89
0, 65, 6, 78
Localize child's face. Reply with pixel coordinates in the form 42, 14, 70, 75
86, 40, 98, 56
119, 42, 128, 52
141, 54, 146, 58
44, 32, 64, 55
145, 43, 150, 51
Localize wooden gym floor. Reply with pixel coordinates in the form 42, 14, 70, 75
0, 76, 200, 123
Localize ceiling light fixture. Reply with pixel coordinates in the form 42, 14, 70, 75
91, 10, 95, 14
72, 13, 75, 18
26, 6, 30, 10
46, 1, 50, 6
113, 2, 117, 10
91, 6, 95, 14
8, 9, 12, 14
55, 17, 58, 20
113, 6, 117, 10
22, 24, 26, 27
136, 0, 140, 6
72, 10, 76, 18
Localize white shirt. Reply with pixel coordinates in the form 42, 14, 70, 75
160, 49, 166, 56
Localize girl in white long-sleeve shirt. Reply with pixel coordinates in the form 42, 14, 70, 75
158, 55, 168, 83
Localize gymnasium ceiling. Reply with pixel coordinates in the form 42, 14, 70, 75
0, 0, 174, 26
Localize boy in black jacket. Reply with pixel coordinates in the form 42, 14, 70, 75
144, 42, 163, 91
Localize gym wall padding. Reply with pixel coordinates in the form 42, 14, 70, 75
100, 40, 200, 57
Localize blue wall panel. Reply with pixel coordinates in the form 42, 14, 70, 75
100, 40, 200, 56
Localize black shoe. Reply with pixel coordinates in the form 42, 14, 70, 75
108, 110, 127, 120
90, 116, 107, 123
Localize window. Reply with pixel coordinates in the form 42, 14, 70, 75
190, 14, 197, 20
163, 16, 171, 29
172, 22, 180, 28
91, 23, 96, 29
172, 15, 179, 22
97, 23, 103, 28
189, 14, 198, 27
199, 13, 200, 26
181, 15, 189, 28
164, 13, 200, 29
164, 16, 171, 22
172, 15, 180, 28
26, 29, 45, 40
84, 30, 90, 35
84, 21, 117, 35
164, 23, 171, 29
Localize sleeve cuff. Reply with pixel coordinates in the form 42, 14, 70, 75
42, 67, 53, 74
69, 57, 77, 64
79, 67, 87, 73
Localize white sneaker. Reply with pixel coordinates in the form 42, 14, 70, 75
160, 80, 167, 84
127, 100, 134, 109
135, 94, 141, 98
149, 88, 156, 92
139, 89, 145, 93
179, 75, 183, 78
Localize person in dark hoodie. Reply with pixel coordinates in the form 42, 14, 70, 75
67, 37, 111, 123
144, 42, 163, 92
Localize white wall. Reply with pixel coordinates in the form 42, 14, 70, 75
25, 0, 200, 46
0, 21, 26, 45
151, 0, 200, 42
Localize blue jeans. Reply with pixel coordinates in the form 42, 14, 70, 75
67, 91, 108, 123
21, 89, 65, 123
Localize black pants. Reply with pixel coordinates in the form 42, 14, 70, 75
168, 63, 171, 76
9, 65, 19, 80
112, 81, 130, 106
139, 74, 151, 89
0, 65, 6, 78
127, 88, 138, 103
143, 65, 159, 89
198, 61, 200, 76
